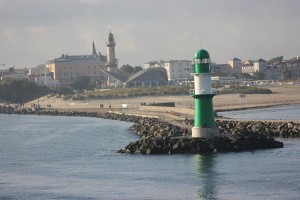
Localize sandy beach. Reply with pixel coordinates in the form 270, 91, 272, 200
26, 85, 300, 120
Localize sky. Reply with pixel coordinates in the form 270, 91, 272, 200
0, 0, 300, 68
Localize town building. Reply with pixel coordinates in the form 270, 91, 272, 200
269, 56, 300, 79
28, 64, 59, 89
228, 58, 242, 74
103, 67, 168, 87
211, 63, 232, 76
0, 67, 28, 80
253, 59, 268, 73
46, 53, 107, 86
144, 60, 193, 82
241, 59, 267, 75
242, 60, 254, 75
46, 32, 118, 86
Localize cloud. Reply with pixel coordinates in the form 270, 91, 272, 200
2, 27, 19, 46
78, 0, 105, 3
1, 0, 300, 67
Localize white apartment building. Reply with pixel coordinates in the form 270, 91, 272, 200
242, 60, 255, 75
34, 75, 59, 89
242, 59, 268, 75
144, 60, 193, 82
28, 64, 59, 89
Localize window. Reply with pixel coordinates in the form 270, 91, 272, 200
194, 58, 210, 64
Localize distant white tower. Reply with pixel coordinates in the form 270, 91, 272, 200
106, 31, 118, 71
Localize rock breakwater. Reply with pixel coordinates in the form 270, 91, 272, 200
0, 105, 140, 123
118, 135, 283, 154
118, 117, 284, 154
0, 105, 293, 154
180, 119, 300, 138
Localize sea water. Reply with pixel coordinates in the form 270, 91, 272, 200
218, 104, 300, 121
0, 113, 299, 200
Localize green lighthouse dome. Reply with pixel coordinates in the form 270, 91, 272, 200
193, 49, 211, 73
194, 49, 210, 59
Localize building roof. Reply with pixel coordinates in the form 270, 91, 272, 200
255, 58, 267, 63
48, 54, 107, 64
243, 60, 254, 65
194, 49, 210, 59
101, 67, 168, 84
232, 57, 242, 61
101, 70, 131, 82
127, 67, 167, 83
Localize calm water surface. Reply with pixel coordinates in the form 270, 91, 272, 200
0, 113, 299, 200
219, 104, 300, 120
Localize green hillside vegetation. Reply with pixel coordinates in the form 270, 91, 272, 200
221, 85, 272, 94
69, 85, 272, 100
0, 79, 50, 104
0, 79, 273, 104
72, 85, 190, 100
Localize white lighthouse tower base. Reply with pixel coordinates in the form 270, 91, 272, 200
192, 127, 219, 138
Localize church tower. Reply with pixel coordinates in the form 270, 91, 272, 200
92, 41, 97, 55
106, 31, 118, 71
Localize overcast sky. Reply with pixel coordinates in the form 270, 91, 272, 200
0, 0, 299, 68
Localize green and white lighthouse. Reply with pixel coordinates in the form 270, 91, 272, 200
191, 49, 219, 138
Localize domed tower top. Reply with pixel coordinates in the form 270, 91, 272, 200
106, 31, 115, 46
194, 49, 210, 60
193, 49, 211, 74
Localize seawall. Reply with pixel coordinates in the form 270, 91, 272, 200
2, 105, 299, 154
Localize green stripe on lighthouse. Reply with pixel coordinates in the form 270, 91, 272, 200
194, 94, 216, 127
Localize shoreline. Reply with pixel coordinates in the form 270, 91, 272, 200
1, 86, 299, 154
2, 106, 300, 154
18, 86, 300, 122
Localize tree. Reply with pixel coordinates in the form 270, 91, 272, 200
120, 64, 134, 74
211, 70, 228, 77
240, 73, 252, 79
72, 76, 91, 91
133, 66, 143, 73
87, 77, 97, 90
253, 71, 265, 80
54, 86, 73, 95
282, 68, 292, 80
231, 73, 238, 79
0, 79, 50, 103
268, 56, 283, 65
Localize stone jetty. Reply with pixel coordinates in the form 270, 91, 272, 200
181, 118, 300, 138
1, 105, 297, 154
117, 117, 284, 154
0, 105, 140, 123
